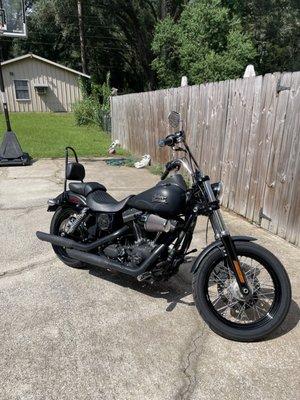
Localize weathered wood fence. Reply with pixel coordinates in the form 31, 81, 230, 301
111, 72, 300, 246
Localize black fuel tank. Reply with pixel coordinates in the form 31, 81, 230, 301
127, 174, 187, 217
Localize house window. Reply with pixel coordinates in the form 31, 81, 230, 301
14, 80, 30, 100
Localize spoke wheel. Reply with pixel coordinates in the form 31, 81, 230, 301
207, 257, 276, 326
192, 242, 291, 341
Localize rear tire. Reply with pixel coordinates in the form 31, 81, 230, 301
192, 242, 291, 341
50, 206, 86, 269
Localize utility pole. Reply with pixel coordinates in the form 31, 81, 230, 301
77, 0, 87, 75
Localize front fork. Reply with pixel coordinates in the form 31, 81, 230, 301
210, 209, 251, 296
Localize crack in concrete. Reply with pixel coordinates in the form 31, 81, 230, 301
176, 325, 207, 400
0, 257, 56, 279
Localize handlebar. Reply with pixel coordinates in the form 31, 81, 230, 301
160, 160, 182, 180
161, 169, 170, 180
158, 131, 185, 148
158, 127, 201, 182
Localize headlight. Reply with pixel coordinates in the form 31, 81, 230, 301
211, 181, 224, 201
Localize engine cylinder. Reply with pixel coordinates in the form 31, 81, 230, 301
144, 214, 176, 233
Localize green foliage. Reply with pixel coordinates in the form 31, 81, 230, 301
152, 0, 257, 86
74, 73, 112, 128
100, 72, 112, 112
73, 97, 100, 126
225, 0, 300, 74
152, 17, 181, 87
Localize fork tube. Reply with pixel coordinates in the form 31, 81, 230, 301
221, 234, 251, 296
209, 209, 228, 239
209, 207, 250, 296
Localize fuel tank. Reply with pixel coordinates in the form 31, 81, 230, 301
127, 174, 187, 217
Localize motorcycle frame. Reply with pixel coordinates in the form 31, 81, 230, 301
41, 137, 251, 293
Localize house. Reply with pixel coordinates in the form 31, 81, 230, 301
0, 53, 90, 112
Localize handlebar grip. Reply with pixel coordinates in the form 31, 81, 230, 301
158, 135, 175, 148
161, 169, 169, 180
164, 136, 175, 146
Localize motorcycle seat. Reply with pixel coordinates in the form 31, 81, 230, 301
87, 190, 133, 213
69, 182, 106, 197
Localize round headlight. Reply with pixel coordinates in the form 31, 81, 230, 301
211, 181, 224, 201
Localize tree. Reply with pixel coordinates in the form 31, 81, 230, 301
12, 0, 81, 69
152, 0, 257, 87
224, 0, 300, 74
10, 0, 158, 91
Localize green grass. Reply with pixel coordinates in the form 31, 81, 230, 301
0, 112, 126, 159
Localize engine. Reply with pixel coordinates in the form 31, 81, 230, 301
103, 239, 156, 268
101, 212, 178, 268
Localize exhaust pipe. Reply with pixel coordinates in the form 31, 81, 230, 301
37, 227, 167, 277
67, 243, 166, 277
36, 226, 129, 252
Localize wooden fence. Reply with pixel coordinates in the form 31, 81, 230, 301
111, 72, 300, 246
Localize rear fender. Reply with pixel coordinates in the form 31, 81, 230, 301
191, 236, 257, 274
47, 191, 87, 211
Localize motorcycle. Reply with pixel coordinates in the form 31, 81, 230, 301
36, 111, 291, 341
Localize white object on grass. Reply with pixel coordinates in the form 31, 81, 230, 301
134, 154, 151, 169
108, 139, 120, 154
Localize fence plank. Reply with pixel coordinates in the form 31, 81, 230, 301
275, 72, 300, 241
245, 76, 263, 220
233, 76, 256, 216
111, 72, 300, 246
263, 72, 293, 233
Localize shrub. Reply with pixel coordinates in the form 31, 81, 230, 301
74, 73, 112, 130
73, 97, 99, 126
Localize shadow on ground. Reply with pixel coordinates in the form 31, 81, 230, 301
267, 300, 300, 340
88, 261, 299, 341
89, 262, 194, 313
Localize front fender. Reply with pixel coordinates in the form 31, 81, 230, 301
191, 236, 257, 274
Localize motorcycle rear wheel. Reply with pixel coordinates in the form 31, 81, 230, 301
50, 206, 86, 269
192, 242, 291, 341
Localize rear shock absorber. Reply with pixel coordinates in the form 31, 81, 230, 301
65, 207, 89, 234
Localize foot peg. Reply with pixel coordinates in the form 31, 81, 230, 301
137, 272, 154, 284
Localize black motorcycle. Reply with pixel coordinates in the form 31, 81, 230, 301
37, 111, 291, 341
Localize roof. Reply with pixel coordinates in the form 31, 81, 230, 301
1, 53, 90, 79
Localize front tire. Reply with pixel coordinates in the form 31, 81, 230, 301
192, 242, 291, 341
50, 206, 86, 269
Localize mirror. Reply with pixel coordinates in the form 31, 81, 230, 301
168, 111, 181, 128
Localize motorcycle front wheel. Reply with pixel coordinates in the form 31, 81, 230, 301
192, 242, 291, 342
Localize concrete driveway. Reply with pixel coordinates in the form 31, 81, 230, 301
0, 159, 299, 400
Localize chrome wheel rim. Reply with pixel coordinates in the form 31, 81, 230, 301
207, 257, 276, 325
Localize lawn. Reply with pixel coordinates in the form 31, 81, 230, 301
0, 112, 123, 159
